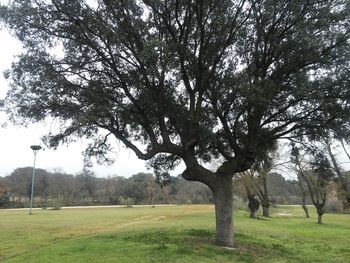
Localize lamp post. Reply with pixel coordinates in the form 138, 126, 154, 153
29, 145, 42, 215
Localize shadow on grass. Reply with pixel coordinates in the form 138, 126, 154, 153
115, 229, 287, 262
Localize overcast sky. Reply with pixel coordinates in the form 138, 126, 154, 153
0, 28, 186, 178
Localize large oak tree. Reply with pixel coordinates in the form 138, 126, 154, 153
1, 0, 349, 247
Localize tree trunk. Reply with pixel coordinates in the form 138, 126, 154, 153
302, 204, 310, 218
248, 195, 260, 219
213, 176, 234, 248
262, 204, 270, 217
301, 191, 310, 218
249, 210, 256, 219
317, 207, 324, 224
182, 164, 235, 247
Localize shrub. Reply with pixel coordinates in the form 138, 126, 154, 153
120, 197, 135, 208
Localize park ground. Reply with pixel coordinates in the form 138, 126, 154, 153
0, 205, 349, 262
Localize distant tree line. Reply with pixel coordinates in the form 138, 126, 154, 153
1, 166, 308, 209
1, 148, 348, 220
0, 168, 214, 208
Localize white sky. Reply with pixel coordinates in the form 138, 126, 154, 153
0, 28, 184, 178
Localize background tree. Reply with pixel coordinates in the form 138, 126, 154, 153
104, 175, 125, 205
76, 168, 97, 203
292, 172, 311, 218
7, 167, 33, 207
291, 145, 335, 224
47, 170, 76, 206
1, 0, 350, 247
267, 172, 295, 205
237, 171, 261, 218
322, 138, 350, 209
122, 173, 153, 204
173, 175, 213, 204
34, 169, 50, 207
252, 150, 275, 217
0, 179, 9, 208
239, 142, 282, 217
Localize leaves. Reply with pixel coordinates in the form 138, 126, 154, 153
1, 0, 349, 177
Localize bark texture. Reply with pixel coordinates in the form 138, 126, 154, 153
213, 176, 234, 247
262, 204, 270, 217
302, 204, 310, 218
317, 207, 324, 224
248, 195, 260, 219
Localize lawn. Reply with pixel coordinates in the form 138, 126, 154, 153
0, 205, 349, 262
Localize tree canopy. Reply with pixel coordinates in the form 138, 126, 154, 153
1, 0, 349, 247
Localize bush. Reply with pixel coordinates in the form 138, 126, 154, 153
120, 197, 135, 208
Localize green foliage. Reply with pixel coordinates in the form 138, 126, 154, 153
310, 151, 334, 184
0, 0, 349, 176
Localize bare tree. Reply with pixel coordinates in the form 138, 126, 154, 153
323, 138, 350, 209
291, 145, 334, 224
293, 174, 310, 218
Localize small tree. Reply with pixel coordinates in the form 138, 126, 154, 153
291, 145, 334, 224
8, 167, 34, 207
237, 171, 260, 218
291, 173, 310, 218
76, 168, 97, 203
323, 138, 350, 209
253, 159, 273, 217
240, 142, 282, 217
104, 175, 125, 205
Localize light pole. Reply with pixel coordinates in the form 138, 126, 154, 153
29, 145, 42, 215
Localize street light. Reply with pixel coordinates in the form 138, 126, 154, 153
29, 145, 42, 215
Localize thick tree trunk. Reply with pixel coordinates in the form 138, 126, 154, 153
262, 204, 270, 217
316, 207, 324, 224
182, 162, 235, 247
213, 176, 234, 248
248, 195, 260, 219
249, 210, 257, 219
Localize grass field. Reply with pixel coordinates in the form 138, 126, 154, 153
0, 205, 349, 262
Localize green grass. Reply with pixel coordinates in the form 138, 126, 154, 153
0, 205, 349, 262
